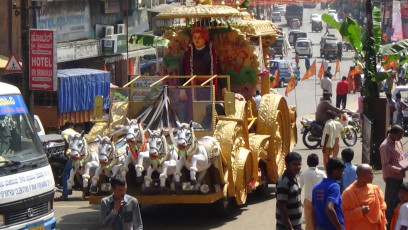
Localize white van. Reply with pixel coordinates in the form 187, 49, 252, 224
0, 82, 56, 229
272, 12, 281, 22
295, 39, 313, 57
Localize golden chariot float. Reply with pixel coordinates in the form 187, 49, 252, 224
84, 0, 297, 215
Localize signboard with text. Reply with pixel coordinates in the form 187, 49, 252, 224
29, 29, 57, 91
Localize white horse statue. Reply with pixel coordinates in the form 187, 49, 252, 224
90, 136, 126, 194
144, 129, 168, 188
176, 121, 221, 191
120, 118, 150, 182
66, 132, 99, 194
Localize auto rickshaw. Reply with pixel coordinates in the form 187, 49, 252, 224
311, 19, 323, 32
323, 40, 338, 62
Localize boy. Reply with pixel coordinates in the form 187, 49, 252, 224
390, 182, 408, 230
312, 157, 345, 230
322, 110, 343, 169
298, 154, 326, 230
276, 152, 303, 230
100, 176, 143, 230
341, 148, 357, 192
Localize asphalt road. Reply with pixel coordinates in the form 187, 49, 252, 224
53, 6, 407, 230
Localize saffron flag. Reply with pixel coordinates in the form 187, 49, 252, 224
270, 70, 279, 88
285, 74, 297, 96
348, 65, 362, 77
335, 57, 340, 77
318, 61, 325, 80
129, 58, 134, 75
301, 60, 317, 81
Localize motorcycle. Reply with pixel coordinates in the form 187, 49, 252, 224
43, 141, 67, 187
300, 113, 358, 149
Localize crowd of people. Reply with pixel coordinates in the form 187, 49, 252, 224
276, 125, 408, 230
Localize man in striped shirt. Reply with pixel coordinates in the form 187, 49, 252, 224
379, 125, 408, 227
276, 152, 303, 230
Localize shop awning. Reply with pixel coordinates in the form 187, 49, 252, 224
104, 47, 157, 63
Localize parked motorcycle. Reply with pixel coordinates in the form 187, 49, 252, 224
43, 141, 67, 187
300, 113, 358, 149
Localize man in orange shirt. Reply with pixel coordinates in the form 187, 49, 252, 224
342, 164, 387, 230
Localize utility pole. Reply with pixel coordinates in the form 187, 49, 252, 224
20, 0, 32, 114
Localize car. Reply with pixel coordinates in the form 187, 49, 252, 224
269, 59, 300, 88
272, 12, 282, 22
288, 30, 307, 46
270, 37, 286, 56
310, 13, 321, 23
290, 18, 301, 29
303, 2, 317, 8
328, 9, 337, 14
276, 6, 286, 16
295, 39, 313, 57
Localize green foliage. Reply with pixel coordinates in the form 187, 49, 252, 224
381, 39, 408, 55
321, 13, 341, 30
374, 71, 389, 82
226, 67, 258, 87
372, 7, 382, 53
345, 17, 362, 51
163, 55, 181, 69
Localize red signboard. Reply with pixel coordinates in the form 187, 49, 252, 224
29, 29, 57, 91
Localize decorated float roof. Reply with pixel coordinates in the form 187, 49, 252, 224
235, 10, 281, 37
156, 4, 241, 19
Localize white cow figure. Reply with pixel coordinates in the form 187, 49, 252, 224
66, 132, 99, 194
90, 136, 126, 194
176, 121, 221, 191
120, 118, 150, 182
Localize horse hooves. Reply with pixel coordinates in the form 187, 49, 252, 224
160, 187, 172, 195
136, 176, 143, 183
67, 189, 73, 195
190, 180, 197, 186
175, 182, 183, 195
83, 187, 90, 195
90, 186, 98, 194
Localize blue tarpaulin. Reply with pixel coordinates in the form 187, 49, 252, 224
57, 68, 110, 114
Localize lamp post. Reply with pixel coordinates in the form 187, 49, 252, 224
20, 0, 31, 113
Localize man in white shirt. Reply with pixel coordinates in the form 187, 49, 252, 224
321, 67, 333, 94
253, 90, 261, 109
298, 154, 326, 230
322, 110, 343, 169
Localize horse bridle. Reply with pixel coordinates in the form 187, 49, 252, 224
99, 140, 114, 160
178, 127, 193, 148
128, 123, 145, 145
70, 136, 86, 158
149, 133, 164, 155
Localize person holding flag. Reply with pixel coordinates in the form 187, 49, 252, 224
270, 69, 279, 88
335, 57, 340, 79
285, 66, 297, 97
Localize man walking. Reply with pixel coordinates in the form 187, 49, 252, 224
321, 67, 333, 94
276, 152, 303, 230
379, 125, 408, 227
312, 157, 345, 230
100, 176, 143, 230
336, 76, 349, 109
55, 120, 78, 201
298, 154, 326, 230
342, 164, 387, 230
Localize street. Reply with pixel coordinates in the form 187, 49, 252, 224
53, 6, 405, 230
